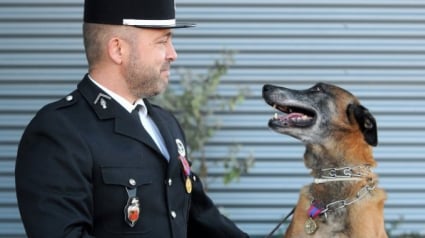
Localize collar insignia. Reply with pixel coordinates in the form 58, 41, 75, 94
94, 93, 112, 109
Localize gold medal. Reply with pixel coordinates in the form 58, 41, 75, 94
185, 177, 192, 194
304, 217, 318, 235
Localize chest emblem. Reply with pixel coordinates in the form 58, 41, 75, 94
176, 139, 192, 194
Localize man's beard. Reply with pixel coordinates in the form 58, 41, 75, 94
125, 53, 168, 99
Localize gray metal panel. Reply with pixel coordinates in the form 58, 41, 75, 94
1, 0, 425, 237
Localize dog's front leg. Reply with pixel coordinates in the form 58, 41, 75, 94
284, 186, 312, 238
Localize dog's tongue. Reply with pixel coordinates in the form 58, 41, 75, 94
278, 112, 312, 127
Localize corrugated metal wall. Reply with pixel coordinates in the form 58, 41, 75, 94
1, 0, 424, 237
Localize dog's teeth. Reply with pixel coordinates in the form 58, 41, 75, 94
273, 104, 277, 109
274, 113, 278, 119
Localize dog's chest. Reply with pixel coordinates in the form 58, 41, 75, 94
313, 214, 349, 238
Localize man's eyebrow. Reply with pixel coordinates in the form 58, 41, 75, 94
163, 31, 173, 38
152, 31, 173, 42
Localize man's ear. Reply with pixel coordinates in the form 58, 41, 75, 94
347, 104, 378, 146
107, 37, 124, 65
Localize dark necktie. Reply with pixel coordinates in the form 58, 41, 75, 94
131, 105, 143, 122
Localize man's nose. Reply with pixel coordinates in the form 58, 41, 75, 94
167, 42, 178, 62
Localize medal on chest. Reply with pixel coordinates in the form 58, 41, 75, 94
185, 176, 192, 193
176, 139, 192, 194
124, 187, 140, 227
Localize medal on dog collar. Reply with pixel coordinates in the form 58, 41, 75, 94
124, 188, 140, 227
304, 203, 322, 235
304, 217, 318, 235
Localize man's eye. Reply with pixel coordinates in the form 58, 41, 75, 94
158, 38, 170, 44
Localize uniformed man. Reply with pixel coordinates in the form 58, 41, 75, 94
15, 0, 250, 237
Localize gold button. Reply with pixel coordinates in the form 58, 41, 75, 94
170, 211, 176, 219
168, 178, 173, 186
65, 95, 73, 101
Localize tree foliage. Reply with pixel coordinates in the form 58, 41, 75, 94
154, 52, 253, 184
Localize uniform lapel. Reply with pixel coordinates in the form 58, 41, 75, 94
114, 113, 162, 156
77, 75, 162, 155
144, 100, 179, 165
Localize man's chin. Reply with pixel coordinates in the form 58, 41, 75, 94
146, 85, 168, 98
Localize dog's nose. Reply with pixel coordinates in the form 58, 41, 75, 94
262, 84, 277, 98
262, 84, 274, 93
262, 84, 276, 99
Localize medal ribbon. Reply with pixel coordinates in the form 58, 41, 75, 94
179, 155, 191, 176
308, 204, 323, 219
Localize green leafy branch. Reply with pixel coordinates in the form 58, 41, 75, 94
154, 51, 253, 184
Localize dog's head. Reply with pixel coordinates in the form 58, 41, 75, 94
262, 83, 378, 147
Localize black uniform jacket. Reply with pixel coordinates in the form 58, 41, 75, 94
15, 75, 249, 238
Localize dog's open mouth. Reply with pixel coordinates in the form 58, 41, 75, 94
270, 104, 316, 128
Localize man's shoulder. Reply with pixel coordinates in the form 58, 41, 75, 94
39, 90, 81, 114
28, 90, 86, 128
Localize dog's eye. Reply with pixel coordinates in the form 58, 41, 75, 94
311, 86, 322, 92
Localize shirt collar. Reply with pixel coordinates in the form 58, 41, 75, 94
88, 74, 148, 116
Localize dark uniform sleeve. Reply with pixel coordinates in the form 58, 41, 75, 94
187, 174, 249, 238
15, 105, 95, 238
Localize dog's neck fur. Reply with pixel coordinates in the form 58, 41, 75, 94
304, 133, 376, 173
303, 141, 377, 210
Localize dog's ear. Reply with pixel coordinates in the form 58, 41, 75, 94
347, 104, 378, 146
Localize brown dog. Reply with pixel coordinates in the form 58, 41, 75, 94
262, 83, 387, 238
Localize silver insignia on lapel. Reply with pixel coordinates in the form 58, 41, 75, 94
100, 98, 107, 109
94, 93, 112, 110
